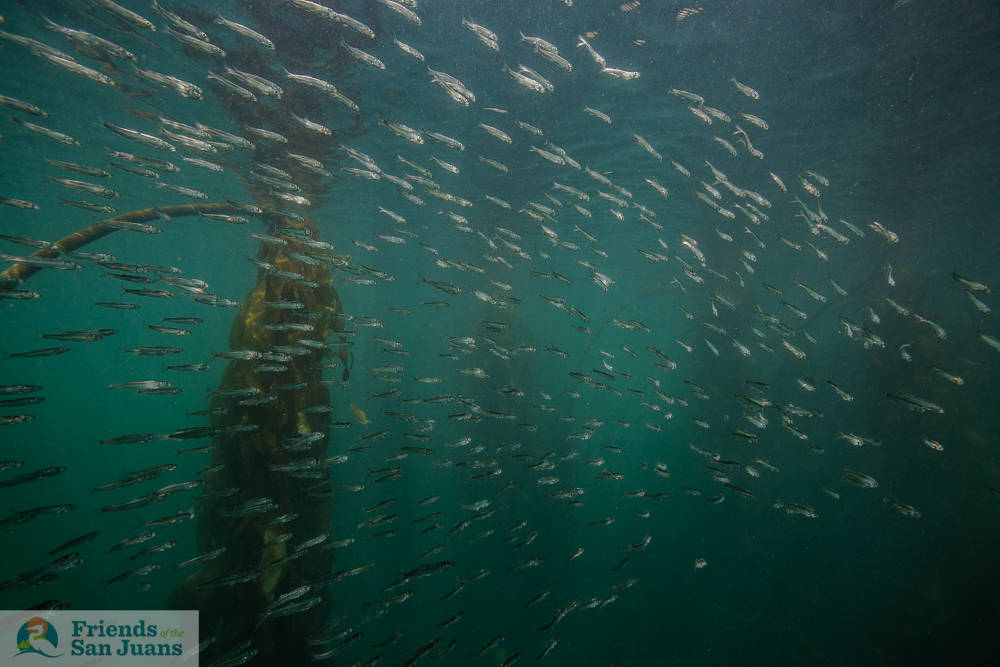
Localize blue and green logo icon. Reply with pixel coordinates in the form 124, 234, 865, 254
15, 616, 63, 658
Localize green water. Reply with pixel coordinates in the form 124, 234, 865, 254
1, 0, 998, 665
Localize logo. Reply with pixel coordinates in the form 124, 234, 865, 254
15, 616, 64, 658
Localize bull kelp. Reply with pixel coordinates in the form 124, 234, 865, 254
1, 1, 999, 666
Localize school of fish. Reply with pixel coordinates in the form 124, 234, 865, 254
0, 1, 997, 666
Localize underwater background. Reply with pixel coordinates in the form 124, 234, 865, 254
1, 0, 998, 665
